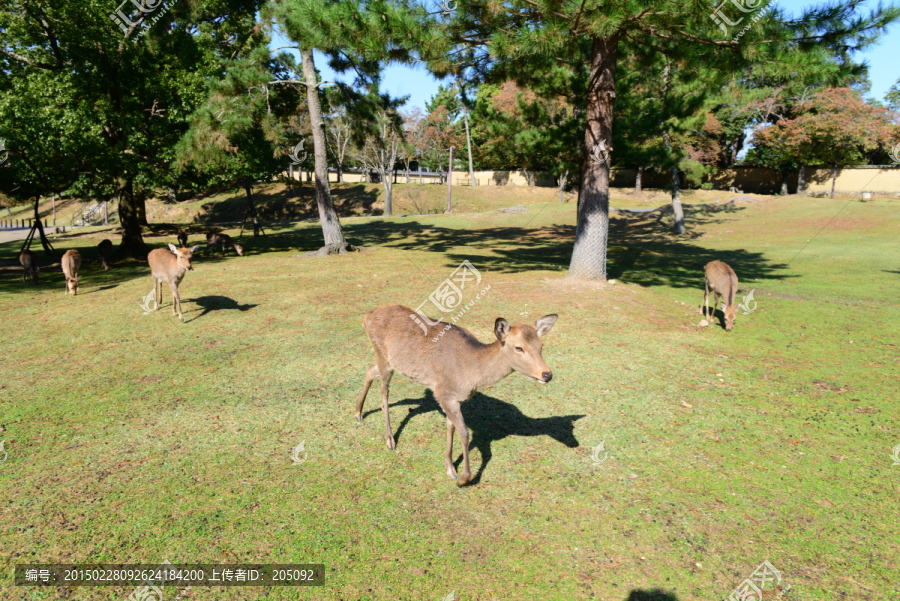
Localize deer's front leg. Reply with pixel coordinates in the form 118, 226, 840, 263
441, 399, 471, 486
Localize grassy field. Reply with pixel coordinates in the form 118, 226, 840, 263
0, 190, 898, 600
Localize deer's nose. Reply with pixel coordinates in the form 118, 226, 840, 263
542, 372, 553, 383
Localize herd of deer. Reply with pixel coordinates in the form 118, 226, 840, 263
16, 226, 741, 486
17, 230, 244, 320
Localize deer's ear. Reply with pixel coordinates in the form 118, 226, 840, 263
494, 318, 510, 342
167, 243, 178, 253
190, 245, 201, 254
535, 314, 558, 337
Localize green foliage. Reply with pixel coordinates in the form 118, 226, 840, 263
886, 78, 900, 112
177, 45, 298, 191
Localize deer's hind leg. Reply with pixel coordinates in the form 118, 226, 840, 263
378, 360, 395, 450
355, 364, 379, 423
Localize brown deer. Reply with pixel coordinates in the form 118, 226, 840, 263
206, 232, 243, 256
702, 260, 739, 331
97, 239, 113, 270
19, 249, 39, 284
148, 244, 200, 322
61, 249, 81, 295
356, 305, 558, 486
177, 231, 188, 248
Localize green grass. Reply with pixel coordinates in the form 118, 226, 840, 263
0, 193, 898, 600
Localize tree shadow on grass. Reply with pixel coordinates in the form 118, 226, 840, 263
187, 295, 257, 321
0, 200, 794, 296
331, 201, 795, 289
362, 389, 583, 485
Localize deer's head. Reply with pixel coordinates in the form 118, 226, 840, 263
168, 244, 200, 271
495, 314, 558, 383
723, 303, 737, 332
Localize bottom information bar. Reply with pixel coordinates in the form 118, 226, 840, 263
15, 564, 325, 586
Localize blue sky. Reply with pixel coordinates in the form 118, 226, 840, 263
271, 0, 900, 111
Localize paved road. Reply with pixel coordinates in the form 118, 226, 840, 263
0, 227, 30, 245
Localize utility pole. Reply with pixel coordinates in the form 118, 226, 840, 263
446, 146, 455, 213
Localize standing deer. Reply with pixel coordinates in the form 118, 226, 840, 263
97, 239, 113, 270
206, 232, 243, 256
61, 249, 81, 295
177, 231, 188, 248
147, 244, 200, 322
356, 305, 558, 486
19, 249, 39, 284
702, 260, 739, 331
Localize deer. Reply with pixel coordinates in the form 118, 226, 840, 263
19, 249, 39, 284
148, 244, 200, 322
61, 249, 81, 295
702, 260, 739, 331
97, 239, 113, 270
206, 232, 243, 256
356, 305, 558, 486
177, 231, 188, 248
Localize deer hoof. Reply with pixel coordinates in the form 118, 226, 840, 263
456, 475, 471, 487
386, 437, 396, 450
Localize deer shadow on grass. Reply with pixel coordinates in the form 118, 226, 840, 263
79, 284, 119, 295
188, 295, 257, 321
365, 389, 584, 485
625, 590, 680, 601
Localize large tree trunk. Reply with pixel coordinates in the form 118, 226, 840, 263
336, 164, 343, 183
830, 159, 838, 199
300, 47, 347, 250
671, 167, 685, 235
117, 179, 145, 257
797, 164, 807, 195
464, 108, 477, 186
568, 36, 617, 280
780, 171, 788, 196
635, 166, 643, 194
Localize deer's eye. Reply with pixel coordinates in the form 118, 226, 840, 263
515, 347, 524, 353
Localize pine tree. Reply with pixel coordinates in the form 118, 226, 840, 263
427, 0, 900, 279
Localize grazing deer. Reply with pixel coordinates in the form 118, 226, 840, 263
19, 249, 39, 284
148, 244, 200, 322
356, 305, 558, 486
97, 239, 113, 270
177, 231, 188, 248
61, 249, 81, 295
702, 260, 739, 331
206, 232, 243, 256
